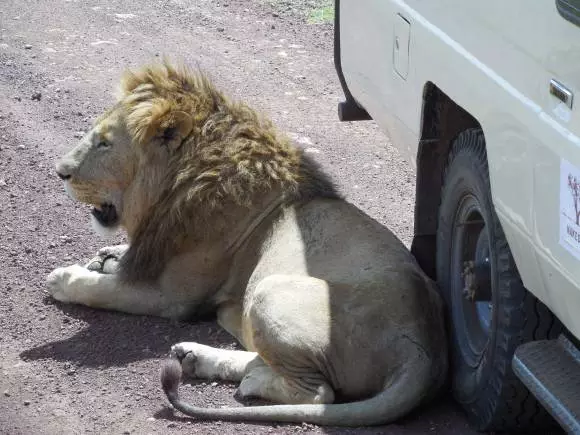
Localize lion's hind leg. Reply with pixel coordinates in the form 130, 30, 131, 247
237, 357, 335, 405
168, 341, 334, 405
169, 342, 334, 404
235, 274, 337, 405
170, 342, 260, 382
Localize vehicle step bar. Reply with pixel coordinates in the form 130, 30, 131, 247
512, 334, 580, 434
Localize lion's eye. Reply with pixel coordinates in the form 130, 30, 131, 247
97, 140, 110, 148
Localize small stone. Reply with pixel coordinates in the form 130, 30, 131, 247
167, 422, 176, 428
73, 131, 84, 138
17, 145, 25, 150
14, 96, 21, 102
216, 27, 225, 32
24, 400, 31, 406
146, 417, 155, 422
211, 382, 218, 387
3, 390, 10, 397
39, 315, 46, 320
31, 92, 41, 101
0, 179, 6, 187
24, 44, 32, 49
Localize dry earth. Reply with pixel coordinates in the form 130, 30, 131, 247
1, 0, 479, 434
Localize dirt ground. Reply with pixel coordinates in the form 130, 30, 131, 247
0, 0, 479, 434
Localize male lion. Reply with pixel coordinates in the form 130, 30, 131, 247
47, 60, 448, 427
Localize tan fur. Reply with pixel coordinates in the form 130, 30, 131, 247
48, 60, 448, 427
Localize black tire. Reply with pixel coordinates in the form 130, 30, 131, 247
436, 128, 563, 432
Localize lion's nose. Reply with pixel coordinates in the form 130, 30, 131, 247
57, 171, 71, 180
55, 161, 73, 180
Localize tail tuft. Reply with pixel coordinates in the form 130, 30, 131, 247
160, 358, 182, 401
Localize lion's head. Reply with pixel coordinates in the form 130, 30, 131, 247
55, 60, 339, 282
56, 104, 134, 235
55, 62, 220, 238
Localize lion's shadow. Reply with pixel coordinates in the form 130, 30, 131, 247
19, 296, 240, 368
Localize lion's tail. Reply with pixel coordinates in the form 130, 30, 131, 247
160, 357, 435, 427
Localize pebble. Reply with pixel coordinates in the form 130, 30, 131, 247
167, 422, 176, 428
24, 400, 31, 406
31, 92, 41, 101
0, 179, 6, 187
24, 44, 32, 49
73, 131, 85, 138
3, 391, 10, 397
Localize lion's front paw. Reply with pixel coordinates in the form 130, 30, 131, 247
46, 264, 89, 303
170, 342, 220, 380
84, 244, 128, 274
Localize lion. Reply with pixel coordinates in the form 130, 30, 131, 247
47, 60, 448, 427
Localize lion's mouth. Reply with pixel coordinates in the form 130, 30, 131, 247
91, 203, 119, 228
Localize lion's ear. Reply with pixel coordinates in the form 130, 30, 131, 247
156, 110, 193, 150
128, 99, 193, 150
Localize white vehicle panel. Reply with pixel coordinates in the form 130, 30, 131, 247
340, 1, 580, 337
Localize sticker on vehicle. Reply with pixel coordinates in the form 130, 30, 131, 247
560, 159, 580, 259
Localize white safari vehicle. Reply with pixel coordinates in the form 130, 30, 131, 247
334, 1, 580, 433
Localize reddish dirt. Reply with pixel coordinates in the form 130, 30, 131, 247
0, 0, 479, 434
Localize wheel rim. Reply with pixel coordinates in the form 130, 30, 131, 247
450, 194, 493, 368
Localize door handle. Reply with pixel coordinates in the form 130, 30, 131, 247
550, 79, 574, 109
